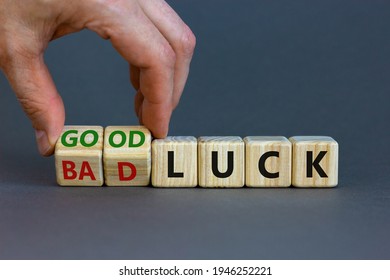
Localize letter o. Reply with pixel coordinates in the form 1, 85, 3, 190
80, 130, 99, 147
109, 131, 127, 148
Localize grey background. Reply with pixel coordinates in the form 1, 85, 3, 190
0, 0, 389, 259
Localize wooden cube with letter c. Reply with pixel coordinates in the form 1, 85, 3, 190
55, 126, 104, 186
244, 136, 292, 187
103, 126, 151, 186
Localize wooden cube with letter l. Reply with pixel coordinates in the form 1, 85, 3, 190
55, 126, 104, 186
290, 136, 338, 187
152, 136, 197, 187
103, 126, 151, 186
198, 136, 244, 188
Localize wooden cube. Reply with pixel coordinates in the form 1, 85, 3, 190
55, 126, 104, 186
198, 136, 244, 188
152, 136, 197, 187
290, 136, 338, 187
103, 126, 151, 186
244, 136, 292, 187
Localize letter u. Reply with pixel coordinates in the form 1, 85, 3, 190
212, 151, 234, 178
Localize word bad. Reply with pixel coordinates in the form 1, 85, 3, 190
55, 126, 339, 188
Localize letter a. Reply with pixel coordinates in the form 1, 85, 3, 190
79, 161, 96, 180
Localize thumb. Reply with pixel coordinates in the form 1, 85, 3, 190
2, 54, 65, 156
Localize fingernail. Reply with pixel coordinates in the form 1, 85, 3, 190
35, 130, 52, 156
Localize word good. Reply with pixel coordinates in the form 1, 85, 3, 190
55, 126, 339, 188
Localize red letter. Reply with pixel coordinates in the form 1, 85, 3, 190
118, 162, 137, 181
62, 161, 77, 180
79, 161, 96, 180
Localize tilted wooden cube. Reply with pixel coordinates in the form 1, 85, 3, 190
198, 136, 244, 188
103, 126, 151, 186
55, 126, 104, 186
152, 136, 197, 187
290, 136, 338, 187
244, 136, 292, 187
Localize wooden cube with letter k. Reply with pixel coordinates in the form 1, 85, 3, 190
55, 126, 104, 186
103, 126, 151, 186
290, 136, 338, 187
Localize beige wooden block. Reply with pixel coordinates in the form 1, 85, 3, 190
244, 136, 291, 187
103, 126, 151, 186
198, 137, 244, 188
55, 126, 104, 186
290, 136, 338, 187
152, 136, 197, 187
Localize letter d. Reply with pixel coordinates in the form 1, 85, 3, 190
118, 162, 137, 181
129, 131, 145, 147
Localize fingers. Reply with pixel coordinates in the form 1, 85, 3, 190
139, 0, 196, 108
138, 64, 174, 138
130, 65, 142, 118
87, 2, 175, 138
134, 91, 144, 122
84, 0, 194, 137
130, 64, 140, 91
1, 53, 65, 156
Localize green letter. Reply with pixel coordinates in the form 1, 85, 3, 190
129, 131, 145, 147
61, 130, 78, 147
109, 131, 126, 148
80, 130, 99, 147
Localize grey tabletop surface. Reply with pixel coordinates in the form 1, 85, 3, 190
0, 0, 389, 259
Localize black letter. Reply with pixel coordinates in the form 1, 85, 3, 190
212, 151, 234, 178
307, 151, 328, 178
168, 151, 184, 177
259, 151, 279, 178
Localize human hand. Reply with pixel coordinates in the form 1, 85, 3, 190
0, 0, 196, 156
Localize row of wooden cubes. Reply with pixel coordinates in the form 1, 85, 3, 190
55, 126, 338, 187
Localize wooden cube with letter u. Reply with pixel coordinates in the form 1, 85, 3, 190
103, 126, 151, 186
55, 126, 104, 186
198, 136, 244, 188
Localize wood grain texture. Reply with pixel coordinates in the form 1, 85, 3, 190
290, 136, 338, 187
198, 136, 244, 188
103, 126, 151, 186
152, 136, 197, 187
244, 136, 292, 187
55, 126, 104, 186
